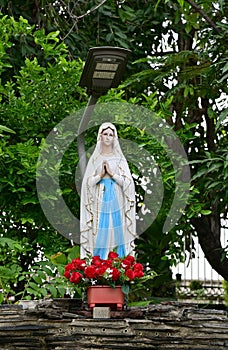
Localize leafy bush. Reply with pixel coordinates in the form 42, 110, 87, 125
222, 280, 228, 311
0, 240, 81, 304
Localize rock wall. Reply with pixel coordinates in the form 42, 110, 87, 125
0, 300, 227, 349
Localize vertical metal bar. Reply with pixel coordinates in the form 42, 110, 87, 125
197, 237, 200, 280
190, 231, 193, 281
77, 95, 98, 178
204, 252, 206, 285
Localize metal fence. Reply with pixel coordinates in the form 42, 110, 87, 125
172, 220, 227, 304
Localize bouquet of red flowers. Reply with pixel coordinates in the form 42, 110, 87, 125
64, 251, 156, 295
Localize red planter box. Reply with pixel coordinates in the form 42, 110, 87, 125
87, 286, 124, 310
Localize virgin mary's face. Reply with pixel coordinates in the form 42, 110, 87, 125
100, 127, 114, 147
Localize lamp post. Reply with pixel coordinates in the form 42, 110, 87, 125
77, 46, 131, 177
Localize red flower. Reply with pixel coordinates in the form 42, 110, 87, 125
125, 255, 135, 264
121, 255, 135, 270
108, 251, 119, 260
70, 271, 83, 284
72, 258, 86, 270
121, 259, 132, 270
64, 270, 71, 279
111, 268, 121, 281
133, 263, 144, 272
134, 270, 144, 278
125, 269, 135, 281
84, 265, 97, 279
103, 260, 112, 268
64, 263, 73, 271
63, 252, 152, 291
96, 266, 107, 276
92, 256, 103, 267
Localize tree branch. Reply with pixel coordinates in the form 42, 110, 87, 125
60, 0, 107, 41
185, 0, 220, 33
76, 0, 107, 20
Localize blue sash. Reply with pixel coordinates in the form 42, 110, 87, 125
94, 178, 126, 259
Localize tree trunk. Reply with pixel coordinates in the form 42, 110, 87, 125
190, 216, 228, 281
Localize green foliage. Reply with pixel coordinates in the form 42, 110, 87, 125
0, 125, 16, 135
135, 222, 177, 298
0, 0, 227, 302
0, 239, 81, 304
0, 15, 84, 234
190, 151, 228, 214
118, 1, 228, 279
0, 237, 27, 303
189, 280, 203, 291
222, 280, 228, 311
0, 15, 86, 301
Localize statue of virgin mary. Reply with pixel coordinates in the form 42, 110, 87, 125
80, 122, 136, 259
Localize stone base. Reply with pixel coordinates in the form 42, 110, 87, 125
1, 301, 227, 349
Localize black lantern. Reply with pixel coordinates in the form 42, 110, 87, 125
79, 46, 131, 97
77, 46, 131, 177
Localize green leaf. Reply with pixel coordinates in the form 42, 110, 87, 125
128, 300, 151, 307
0, 293, 4, 304
201, 210, 212, 215
121, 284, 130, 295
216, 108, 228, 130
28, 282, 40, 291
0, 125, 16, 133
21, 198, 38, 205
67, 245, 80, 261
40, 287, 48, 297
39, 265, 54, 277
32, 274, 42, 285
49, 284, 58, 298
37, 270, 48, 280
57, 286, 66, 297
176, 0, 184, 6
18, 275, 26, 281
21, 217, 34, 224
51, 252, 67, 265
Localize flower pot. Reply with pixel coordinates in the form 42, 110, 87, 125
87, 286, 124, 310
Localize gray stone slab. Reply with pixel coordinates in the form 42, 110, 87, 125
93, 306, 111, 319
